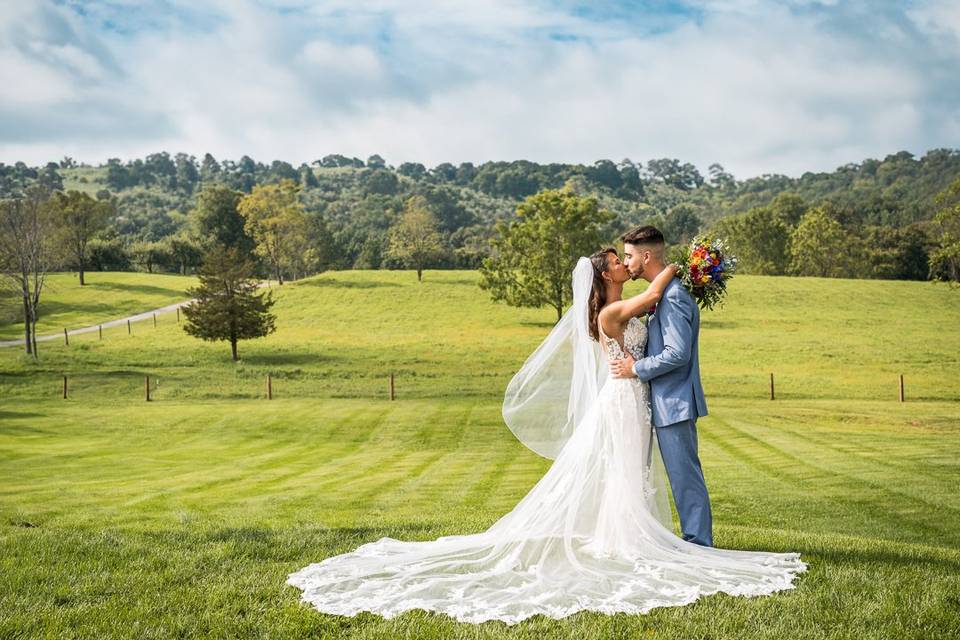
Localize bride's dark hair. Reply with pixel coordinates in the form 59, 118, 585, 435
588, 247, 618, 342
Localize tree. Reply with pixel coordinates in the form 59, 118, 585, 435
387, 196, 444, 281
789, 206, 855, 277
662, 203, 702, 245
479, 188, 614, 322
646, 158, 704, 190
52, 190, 112, 285
298, 163, 319, 188
862, 224, 931, 280
930, 176, 960, 286
362, 169, 399, 195
415, 184, 475, 232
105, 158, 132, 190
164, 233, 204, 275
317, 154, 362, 168
181, 246, 276, 361
130, 240, 169, 274
0, 185, 58, 356
192, 184, 255, 256
200, 153, 221, 183
431, 162, 457, 182
618, 159, 644, 198
708, 163, 736, 190
769, 192, 808, 226
283, 212, 334, 280
237, 179, 307, 284
587, 159, 622, 190
87, 237, 131, 271
174, 153, 199, 192
711, 206, 791, 275
398, 162, 427, 179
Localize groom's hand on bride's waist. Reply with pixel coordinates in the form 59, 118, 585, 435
610, 354, 638, 379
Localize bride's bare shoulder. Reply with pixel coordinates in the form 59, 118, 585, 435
597, 304, 623, 336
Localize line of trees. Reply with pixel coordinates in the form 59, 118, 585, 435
3, 161, 958, 357
2, 148, 959, 296
708, 192, 935, 279
477, 178, 960, 320
0, 185, 119, 355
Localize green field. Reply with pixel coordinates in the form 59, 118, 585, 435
1, 271, 959, 639
0, 271, 197, 341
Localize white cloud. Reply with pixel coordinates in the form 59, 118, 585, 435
0, 0, 957, 178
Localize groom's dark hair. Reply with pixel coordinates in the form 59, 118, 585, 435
621, 225, 665, 247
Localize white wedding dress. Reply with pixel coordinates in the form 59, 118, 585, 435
286, 315, 808, 625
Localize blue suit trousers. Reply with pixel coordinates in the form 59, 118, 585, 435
656, 418, 713, 547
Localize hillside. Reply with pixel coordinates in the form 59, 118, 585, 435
2, 270, 958, 403
3, 148, 958, 279
0, 272, 197, 341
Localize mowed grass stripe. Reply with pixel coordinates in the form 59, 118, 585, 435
707, 413, 960, 544
750, 411, 960, 509
719, 411, 960, 516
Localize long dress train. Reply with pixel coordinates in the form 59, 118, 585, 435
286, 316, 807, 625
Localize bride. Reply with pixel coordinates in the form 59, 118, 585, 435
287, 250, 807, 625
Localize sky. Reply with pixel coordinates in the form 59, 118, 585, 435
1, 0, 959, 179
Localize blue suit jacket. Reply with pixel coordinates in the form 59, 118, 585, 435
633, 277, 708, 428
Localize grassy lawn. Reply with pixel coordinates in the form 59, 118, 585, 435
0, 271, 197, 341
2, 270, 958, 402
1, 270, 959, 638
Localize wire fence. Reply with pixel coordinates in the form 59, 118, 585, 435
2, 300, 953, 404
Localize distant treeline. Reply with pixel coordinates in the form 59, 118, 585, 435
1, 148, 958, 281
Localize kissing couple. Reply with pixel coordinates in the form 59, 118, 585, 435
287, 225, 807, 625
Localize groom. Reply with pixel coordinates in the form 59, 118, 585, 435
609, 225, 713, 547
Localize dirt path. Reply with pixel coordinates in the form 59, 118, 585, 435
0, 281, 274, 349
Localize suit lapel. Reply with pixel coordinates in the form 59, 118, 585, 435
645, 278, 674, 357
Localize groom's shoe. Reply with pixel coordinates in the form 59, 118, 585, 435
682, 532, 713, 548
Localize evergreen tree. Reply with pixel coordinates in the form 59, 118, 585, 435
181, 246, 276, 361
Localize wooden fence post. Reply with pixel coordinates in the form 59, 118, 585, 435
153, 313, 157, 328
267, 373, 273, 400
127, 319, 131, 335
99, 325, 102, 340
899, 374, 904, 403
62, 375, 67, 400
769, 373, 775, 401
389, 373, 395, 401
176, 307, 180, 323
145, 375, 151, 402
63, 328, 69, 346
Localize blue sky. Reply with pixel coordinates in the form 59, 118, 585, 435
2, 0, 959, 177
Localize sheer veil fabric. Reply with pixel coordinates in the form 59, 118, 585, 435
286, 258, 807, 625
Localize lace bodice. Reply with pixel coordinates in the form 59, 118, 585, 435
598, 315, 647, 362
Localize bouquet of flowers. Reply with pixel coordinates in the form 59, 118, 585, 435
672, 235, 738, 311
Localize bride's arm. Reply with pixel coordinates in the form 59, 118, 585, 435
605, 264, 679, 324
